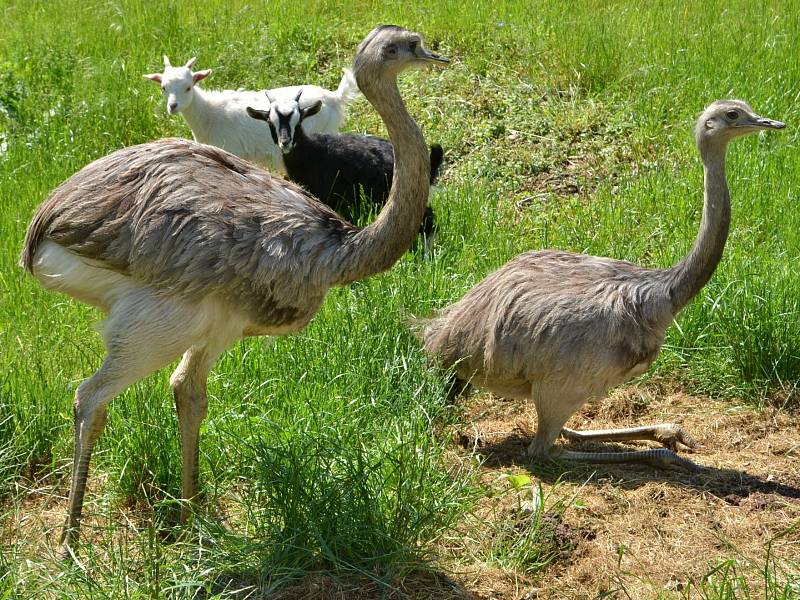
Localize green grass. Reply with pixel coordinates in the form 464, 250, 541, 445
633, 524, 800, 600
2, 0, 800, 596
479, 478, 581, 575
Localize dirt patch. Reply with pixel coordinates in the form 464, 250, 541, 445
439, 384, 800, 599
0, 473, 133, 562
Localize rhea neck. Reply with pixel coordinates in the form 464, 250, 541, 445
666, 135, 731, 314
330, 67, 431, 285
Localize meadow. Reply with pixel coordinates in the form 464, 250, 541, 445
1, 0, 799, 598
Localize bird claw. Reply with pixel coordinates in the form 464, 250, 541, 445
649, 448, 702, 472
653, 424, 699, 452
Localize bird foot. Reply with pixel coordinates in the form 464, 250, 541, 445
646, 448, 703, 472
525, 440, 550, 461
60, 542, 82, 566
652, 424, 699, 452
543, 446, 704, 472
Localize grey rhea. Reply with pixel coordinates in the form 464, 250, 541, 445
421, 100, 784, 471
19, 25, 448, 551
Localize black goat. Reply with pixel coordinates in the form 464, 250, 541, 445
247, 91, 443, 239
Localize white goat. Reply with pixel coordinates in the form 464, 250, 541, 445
143, 55, 359, 171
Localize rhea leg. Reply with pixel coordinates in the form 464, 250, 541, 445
170, 343, 227, 522
62, 363, 123, 549
61, 290, 207, 551
554, 446, 700, 471
62, 353, 185, 549
527, 385, 699, 471
560, 424, 698, 452
527, 383, 583, 459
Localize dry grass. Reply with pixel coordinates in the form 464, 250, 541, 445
438, 384, 800, 599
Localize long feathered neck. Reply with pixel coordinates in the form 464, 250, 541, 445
664, 140, 730, 314
329, 72, 430, 285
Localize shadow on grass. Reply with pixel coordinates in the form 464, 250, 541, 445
467, 433, 800, 504
203, 569, 482, 600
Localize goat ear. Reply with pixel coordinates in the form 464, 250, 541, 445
185, 56, 197, 69
246, 106, 271, 122
301, 100, 323, 120
143, 73, 163, 84
193, 69, 211, 84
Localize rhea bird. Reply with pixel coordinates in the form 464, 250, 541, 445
20, 25, 448, 550
421, 100, 784, 470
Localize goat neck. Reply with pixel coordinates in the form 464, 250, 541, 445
178, 86, 214, 143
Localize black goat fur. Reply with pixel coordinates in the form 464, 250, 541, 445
247, 102, 443, 238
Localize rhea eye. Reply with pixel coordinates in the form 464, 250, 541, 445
726, 110, 739, 120
386, 43, 398, 55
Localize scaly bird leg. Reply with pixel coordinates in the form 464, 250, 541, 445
61, 358, 145, 554
62, 382, 110, 552
552, 446, 701, 472
560, 423, 699, 452
528, 387, 701, 472
170, 343, 225, 524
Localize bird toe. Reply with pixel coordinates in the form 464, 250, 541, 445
655, 424, 699, 452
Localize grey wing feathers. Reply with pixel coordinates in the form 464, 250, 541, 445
423, 250, 674, 380
20, 138, 357, 300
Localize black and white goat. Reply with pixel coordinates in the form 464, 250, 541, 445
246, 91, 443, 239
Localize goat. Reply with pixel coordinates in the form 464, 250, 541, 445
144, 56, 359, 171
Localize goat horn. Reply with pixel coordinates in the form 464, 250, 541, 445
294, 89, 303, 102
185, 57, 197, 69
265, 91, 275, 103
163, 55, 171, 68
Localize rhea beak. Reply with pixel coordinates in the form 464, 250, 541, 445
415, 45, 449, 65
747, 115, 786, 130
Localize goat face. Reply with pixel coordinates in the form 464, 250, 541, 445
144, 57, 211, 116
271, 96, 324, 154
269, 100, 303, 154
247, 92, 324, 154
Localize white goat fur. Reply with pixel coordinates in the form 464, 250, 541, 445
144, 55, 359, 172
